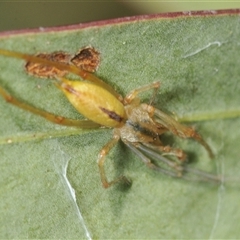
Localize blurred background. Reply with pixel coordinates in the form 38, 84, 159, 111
0, 1, 240, 31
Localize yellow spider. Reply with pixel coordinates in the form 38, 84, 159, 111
0, 48, 219, 188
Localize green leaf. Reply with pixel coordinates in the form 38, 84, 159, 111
0, 10, 240, 239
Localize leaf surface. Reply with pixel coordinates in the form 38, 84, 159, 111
0, 10, 240, 239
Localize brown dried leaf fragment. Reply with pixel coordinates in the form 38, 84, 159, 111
71, 47, 100, 73
25, 51, 71, 78
25, 47, 100, 79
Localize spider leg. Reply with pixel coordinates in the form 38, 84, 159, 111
142, 104, 214, 158
0, 48, 123, 101
0, 85, 100, 128
125, 141, 184, 177
124, 81, 160, 104
127, 142, 222, 183
183, 165, 223, 183
142, 142, 187, 161
97, 131, 131, 188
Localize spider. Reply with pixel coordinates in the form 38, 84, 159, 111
0, 48, 220, 188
